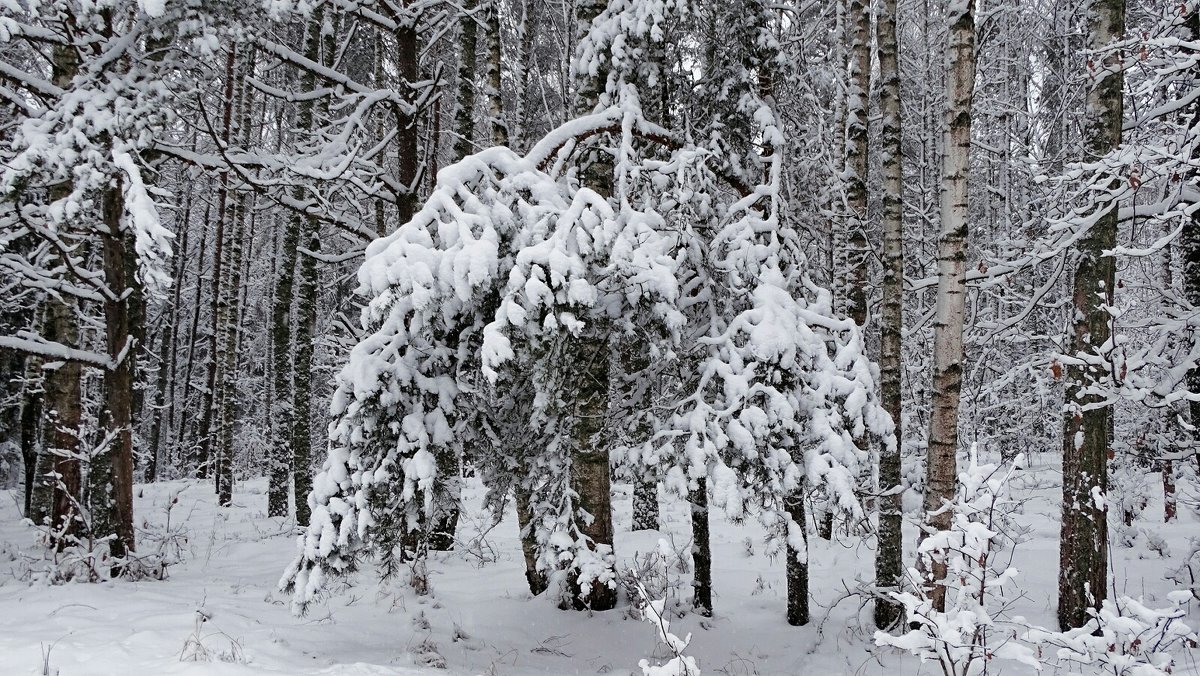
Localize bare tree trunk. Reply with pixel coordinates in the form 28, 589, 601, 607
215, 56, 252, 508
844, 0, 872, 330
1058, 0, 1124, 632
198, 47, 238, 481
147, 181, 192, 482
921, 0, 977, 614
20, 362, 44, 518
453, 0, 479, 161
176, 202, 209, 471
99, 179, 137, 564
690, 479, 712, 616
269, 13, 323, 518
485, 0, 508, 147
785, 487, 809, 625
874, 0, 905, 630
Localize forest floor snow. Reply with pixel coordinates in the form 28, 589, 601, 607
0, 453, 1197, 675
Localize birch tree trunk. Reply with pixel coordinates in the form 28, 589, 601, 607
874, 0, 905, 630
1057, 0, 1124, 632
844, 0, 872, 329
485, 0, 508, 147
921, 0, 977, 614
453, 0, 479, 161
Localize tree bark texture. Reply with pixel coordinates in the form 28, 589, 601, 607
1058, 0, 1124, 632
921, 0, 977, 614
874, 0, 905, 631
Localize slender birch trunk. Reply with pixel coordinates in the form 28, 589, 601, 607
921, 0, 977, 614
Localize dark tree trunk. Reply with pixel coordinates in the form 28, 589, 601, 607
874, 0, 905, 631
515, 484, 547, 595
1057, 0, 1124, 632
785, 487, 808, 626
20, 361, 44, 519
99, 182, 137, 564
690, 479, 712, 617
269, 13, 323, 518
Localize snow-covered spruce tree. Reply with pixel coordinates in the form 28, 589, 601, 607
281, 10, 891, 619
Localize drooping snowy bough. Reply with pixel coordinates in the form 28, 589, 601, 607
281, 82, 893, 613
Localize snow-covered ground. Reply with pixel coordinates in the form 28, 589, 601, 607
0, 453, 1196, 675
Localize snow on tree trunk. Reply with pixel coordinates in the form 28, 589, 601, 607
921, 0, 977, 614
1057, 0, 1125, 632
98, 178, 137, 564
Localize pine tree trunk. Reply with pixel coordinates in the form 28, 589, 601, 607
690, 479, 712, 616
99, 180, 137, 564
216, 50, 257, 508
269, 13, 324, 518
20, 360, 44, 519
38, 42, 83, 550
1058, 0, 1124, 632
291, 220, 318, 524
785, 487, 809, 626
874, 0, 905, 631
43, 297, 83, 549
921, 0, 976, 614
198, 47, 238, 481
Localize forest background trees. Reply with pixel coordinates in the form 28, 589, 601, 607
0, 0, 1196, 643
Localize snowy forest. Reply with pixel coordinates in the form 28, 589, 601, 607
0, 0, 1197, 673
